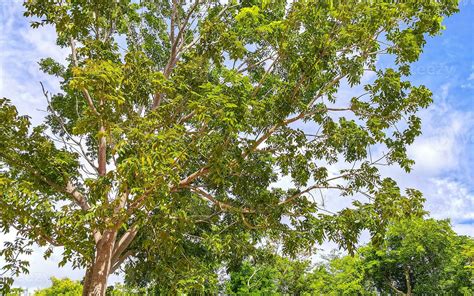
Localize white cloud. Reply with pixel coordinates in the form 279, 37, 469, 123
408, 112, 469, 173
461, 69, 474, 89
373, 81, 474, 237
425, 178, 474, 236
0, 2, 67, 125
408, 84, 473, 174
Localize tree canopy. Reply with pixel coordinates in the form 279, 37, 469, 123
0, 0, 460, 294
223, 218, 474, 296
28, 218, 472, 295
361, 218, 473, 295
34, 277, 83, 296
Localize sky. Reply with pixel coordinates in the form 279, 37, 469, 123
0, 0, 473, 290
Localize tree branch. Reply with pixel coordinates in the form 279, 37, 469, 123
97, 124, 107, 176
41, 82, 99, 173
69, 38, 100, 117
152, 0, 200, 109
110, 250, 134, 274
177, 167, 209, 188
111, 225, 138, 263
386, 277, 406, 296
278, 185, 344, 206
190, 187, 254, 213
0, 150, 91, 212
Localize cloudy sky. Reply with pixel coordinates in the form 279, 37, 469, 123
1, 0, 473, 290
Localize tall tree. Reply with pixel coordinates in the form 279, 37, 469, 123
0, 0, 459, 294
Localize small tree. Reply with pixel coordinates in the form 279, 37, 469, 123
225, 255, 311, 295
0, 0, 458, 294
306, 252, 375, 295
223, 218, 473, 296
34, 277, 82, 296
361, 218, 474, 295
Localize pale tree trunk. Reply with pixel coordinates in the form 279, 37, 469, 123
404, 266, 412, 296
82, 115, 114, 295
82, 230, 117, 296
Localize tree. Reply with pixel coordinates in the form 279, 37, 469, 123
34, 277, 82, 296
105, 283, 143, 296
224, 251, 375, 295
222, 218, 473, 296
226, 260, 281, 295
0, 0, 459, 294
225, 255, 311, 295
223, 252, 372, 295
360, 218, 474, 295
305, 252, 376, 295
5, 287, 25, 296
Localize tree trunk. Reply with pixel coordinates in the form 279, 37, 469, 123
82, 266, 93, 296
405, 266, 412, 296
82, 230, 117, 296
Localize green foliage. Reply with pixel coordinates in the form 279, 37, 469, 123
226, 260, 281, 295
0, 0, 460, 292
226, 255, 312, 295
361, 218, 474, 295
223, 218, 473, 296
0, 237, 32, 294
307, 253, 375, 295
5, 287, 25, 296
225, 251, 375, 295
34, 277, 82, 296
105, 283, 144, 296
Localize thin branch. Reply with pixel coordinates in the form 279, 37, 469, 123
0, 150, 90, 212
190, 187, 254, 213
111, 225, 138, 265
177, 167, 209, 188
69, 38, 100, 117
278, 185, 343, 206
386, 277, 405, 295
40, 82, 98, 173
13, 225, 62, 247
110, 250, 134, 274
152, 0, 201, 109
240, 212, 263, 230
245, 73, 347, 156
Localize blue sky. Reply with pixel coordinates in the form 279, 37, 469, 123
0, 0, 473, 290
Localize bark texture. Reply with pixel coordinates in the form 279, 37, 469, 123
83, 230, 117, 296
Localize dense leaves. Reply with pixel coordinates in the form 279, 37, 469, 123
361, 218, 474, 295
34, 277, 83, 296
223, 218, 473, 296
0, 0, 460, 293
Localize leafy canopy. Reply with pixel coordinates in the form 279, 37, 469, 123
34, 277, 83, 296
361, 218, 474, 295
0, 0, 459, 292
223, 218, 474, 296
